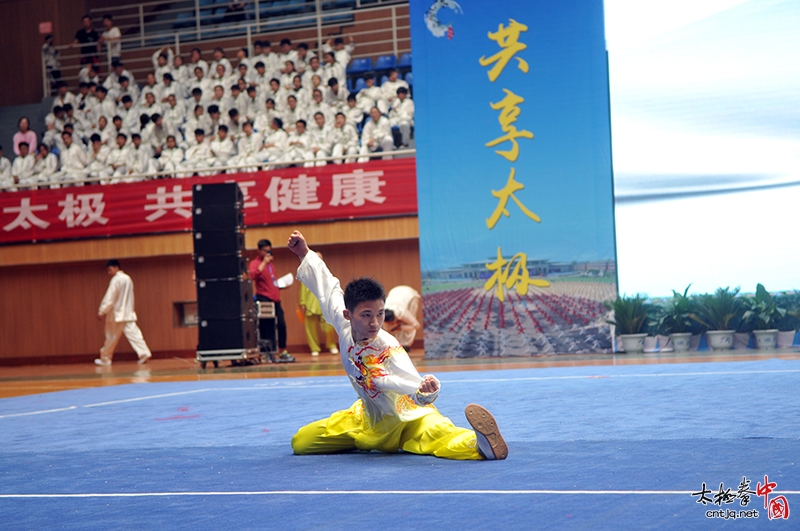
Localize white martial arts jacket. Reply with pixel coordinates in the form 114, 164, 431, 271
99, 270, 138, 322
296, 251, 438, 423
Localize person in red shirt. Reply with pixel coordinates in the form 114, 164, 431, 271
249, 239, 294, 361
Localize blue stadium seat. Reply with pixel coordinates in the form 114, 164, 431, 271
380, 75, 388, 85
374, 54, 397, 71
347, 57, 372, 74
404, 72, 412, 86
398, 53, 412, 69
173, 11, 195, 29
354, 77, 366, 93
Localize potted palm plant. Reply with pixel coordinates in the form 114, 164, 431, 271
655, 285, 695, 352
606, 294, 650, 354
742, 284, 785, 350
774, 291, 800, 348
690, 287, 743, 351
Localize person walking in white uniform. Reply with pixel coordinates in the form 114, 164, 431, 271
96, 260, 152, 366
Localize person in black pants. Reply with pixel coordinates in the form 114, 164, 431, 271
249, 239, 294, 362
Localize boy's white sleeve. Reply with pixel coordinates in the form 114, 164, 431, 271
369, 340, 440, 405
296, 251, 348, 335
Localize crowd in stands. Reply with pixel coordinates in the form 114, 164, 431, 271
2, 22, 414, 191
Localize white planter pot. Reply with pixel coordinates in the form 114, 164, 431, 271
777, 331, 796, 348
619, 333, 647, 354
753, 329, 779, 350
669, 332, 692, 353
706, 330, 734, 351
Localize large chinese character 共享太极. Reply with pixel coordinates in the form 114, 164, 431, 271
143, 185, 192, 222
487, 167, 540, 229
484, 246, 549, 302
485, 89, 534, 162
265, 174, 322, 212
479, 18, 529, 82
58, 193, 109, 228
2, 197, 49, 232
330, 169, 387, 207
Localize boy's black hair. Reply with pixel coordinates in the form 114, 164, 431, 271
344, 278, 386, 313
384, 309, 396, 322
106, 259, 121, 268
257, 239, 272, 249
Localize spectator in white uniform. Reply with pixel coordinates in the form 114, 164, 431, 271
152, 46, 174, 82
99, 14, 122, 63
302, 56, 327, 88
358, 107, 394, 163
11, 142, 36, 187
129, 133, 158, 177
324, 77, 349, 112
276, 38, 298, 68
307, 112, 333, 167
388, 87, 414, 147
284, 119, 314, 166
0, 145, 12, 189
86, 134, 112, 181
52, 81, 77, 111
209, 125, 235, 168
294, 43, 315, 73
330, 112, 359, 164
159, 135, 185, 173
78, 63, 100, 85
381, 69, 409, 109
322, 52, 345, 88
323, 36, 355, 68
345, 94, 364, 128
257, 117, 289, 164
31, 144, 59, 185
357, 75, 389, 115
178, 129, 215, 176
228, 120, 262, 172
106, 133, 134, 180
188, 48, 209, 78
95, 259, 152, 366
54, 132, 89, 183
209, 47, 232, 79
306, 89, 334, 124
253, 98, 280, 133
382, 285, 422, 351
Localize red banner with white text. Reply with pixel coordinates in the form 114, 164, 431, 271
0, 159, 418, 245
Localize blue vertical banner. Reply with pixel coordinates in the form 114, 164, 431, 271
410, 0, 617, 357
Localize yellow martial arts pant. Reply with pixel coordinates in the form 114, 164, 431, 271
304, 313, 337, 353
292, 400, 482, 460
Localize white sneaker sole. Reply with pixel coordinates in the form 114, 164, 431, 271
465, 404, 508, 460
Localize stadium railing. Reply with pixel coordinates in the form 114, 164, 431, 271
0, 148, 416, 191
42, 0, 410, 99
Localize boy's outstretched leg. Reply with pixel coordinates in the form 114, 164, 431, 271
465, 404, 508, 460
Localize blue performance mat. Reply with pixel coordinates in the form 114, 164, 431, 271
1, 359, 799, 530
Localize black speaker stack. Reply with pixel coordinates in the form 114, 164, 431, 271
192, 182, 259, 366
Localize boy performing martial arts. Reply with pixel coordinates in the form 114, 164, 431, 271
287, 230, 508, 460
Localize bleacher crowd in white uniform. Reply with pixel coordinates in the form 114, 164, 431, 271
1, 37, 414, 190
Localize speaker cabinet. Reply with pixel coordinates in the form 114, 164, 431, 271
192, 204, 244, 231
194, 253, 248, 280
196, 278, 254, 320
193, 230, 245, 256
198, 317, 257, 351
192, 182, 243, 207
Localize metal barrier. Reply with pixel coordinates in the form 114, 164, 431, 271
42, 0, 409, 99
0, 148, 415, 191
